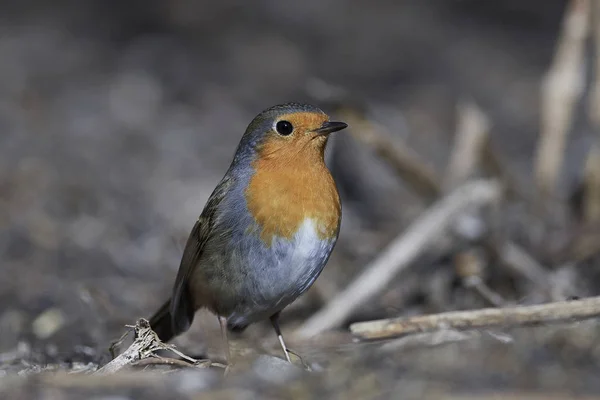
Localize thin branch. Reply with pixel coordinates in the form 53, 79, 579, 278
96, 319, 209, 374
295, 179, 501, 338
490, 240, 556, 299
534, 0, 590, 202
454, 248, 508, 307
464, 276, 507, 308
581, 143, 600, 223
350, 296, 600, 340
583, 0, 600, 224
444, 101, 490, 190
588, 0, 600, 126
132, 356, 212, 370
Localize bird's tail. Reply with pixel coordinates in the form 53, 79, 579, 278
148, 299, 176, 342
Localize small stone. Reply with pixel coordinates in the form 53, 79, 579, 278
251, 355, 303, 384
170, 369, 219, 394
32, 308, 65, 339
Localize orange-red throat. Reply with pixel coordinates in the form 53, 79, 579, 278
244, 111, 342, 244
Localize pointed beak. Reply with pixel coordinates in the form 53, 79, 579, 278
314, 121, 348, 135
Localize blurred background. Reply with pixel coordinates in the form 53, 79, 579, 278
3, 0, 600, 397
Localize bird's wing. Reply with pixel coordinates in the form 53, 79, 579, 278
169, 174, 233, 334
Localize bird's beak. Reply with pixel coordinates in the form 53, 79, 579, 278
314, 121, 348, 135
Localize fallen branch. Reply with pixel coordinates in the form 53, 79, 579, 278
295, 179, 501, 338
350, 296, 600, 340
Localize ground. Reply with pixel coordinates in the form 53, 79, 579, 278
2, 0, 600, 398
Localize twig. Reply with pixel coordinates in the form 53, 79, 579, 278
350, 296, 600, 340
464, 276, 507, 308
490, 240, 556, 299
444, 101, 490, 190
534, 0, 590, 202
338, 107, 442, 201
454, 248, 507, 307
132, 356, 212, 370
295, 179, 501, 338
96, 319, 206, 374
588, 0, 600, 127
582, 0, 600, 224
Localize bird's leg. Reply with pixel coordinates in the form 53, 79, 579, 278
270, 312, 292, 363
218, 316, 231, 365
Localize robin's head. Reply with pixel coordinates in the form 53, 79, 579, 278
234, 103, 347, 165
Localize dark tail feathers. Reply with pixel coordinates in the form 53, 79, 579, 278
148, 299, 177, 342
148, 297, 195, 343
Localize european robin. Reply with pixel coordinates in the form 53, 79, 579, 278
148, 102, 348, 363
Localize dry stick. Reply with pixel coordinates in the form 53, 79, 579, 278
454, 248, 507, 307
96, 319, 212, 374
466, 277, 507, 307
350, 296, 600, 340
97, 319, 156, 374
338, 107, 442, 201
572, 146, 600, 261
588, 0, 600, 128
295, 179, 501, 338
491, 241, 555, 298
533, 0, 589, 203
444, 101, 490, 191
132, 357, 211, 369
582, 145, 600, 222
583, 2, 600, 224
566, 1, 600, 266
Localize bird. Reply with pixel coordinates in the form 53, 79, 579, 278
148, 102, 348, 364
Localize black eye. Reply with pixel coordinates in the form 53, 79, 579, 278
275, 120, 293, 136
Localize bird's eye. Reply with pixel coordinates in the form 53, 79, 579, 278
275, 120, 294, 136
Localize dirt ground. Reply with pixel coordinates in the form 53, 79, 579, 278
3, 0, 600, 398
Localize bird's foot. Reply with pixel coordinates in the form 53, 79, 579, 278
282, 348, 311, 371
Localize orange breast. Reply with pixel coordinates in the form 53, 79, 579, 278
245, 138, 341, 244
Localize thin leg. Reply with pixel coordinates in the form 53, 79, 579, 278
270, 313, 292, 363
218, 316, 231, 365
